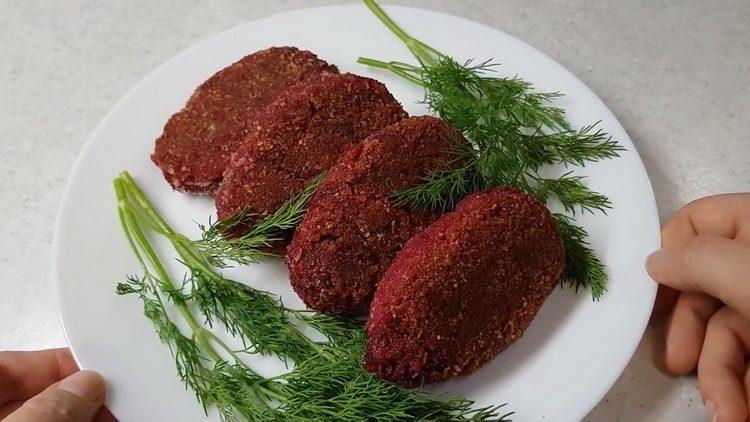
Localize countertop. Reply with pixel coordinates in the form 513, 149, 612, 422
1, 1, 747, 420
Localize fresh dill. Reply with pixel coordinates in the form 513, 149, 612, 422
114, 178, 279, 420
553, 213, 608, 299
193, 172, 326, 268
114, 171, 513, 421
358, 0, 623, 299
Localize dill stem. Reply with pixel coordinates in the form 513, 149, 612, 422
114, 181, 148, 271
118, 173, 219, 280
201, 328, 265, 383
196, 312, 288, 404
114, 177, 222, 361
116, 174, 284, 415
362, 0, 416, 53
200, 328, 278, 403
118, 173, 320, 393
356, 57, 424, 85
118, 172, 173, 232
115, 172, 514, 420
119, 172, 331, 363
356, 57, 393, 68
362, 0, 441, 64
256, 382, 287, 403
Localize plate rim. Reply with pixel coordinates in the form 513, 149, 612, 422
51, 4, 660, 421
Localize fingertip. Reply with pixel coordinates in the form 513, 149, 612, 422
661, 293, 720, 376
58, 370, 106, 403
662, 331, 699, 376
5, 370, 107, 422
645, 249, 668, 282
657, 341, 696, 376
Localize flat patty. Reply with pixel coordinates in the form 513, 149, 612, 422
286, 116, 466, 314
364, 187, 565, 387
215, 73, 407, 249
152, 46, 338, 193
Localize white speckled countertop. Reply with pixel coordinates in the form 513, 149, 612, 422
1, 1, 747, 420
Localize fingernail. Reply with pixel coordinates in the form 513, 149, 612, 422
58, 370, 105, 402
645, 249, 668, 278
704, 400, 717, 422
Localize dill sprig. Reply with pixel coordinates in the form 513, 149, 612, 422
281, 343, 512, 421
114, 178, 279, 420
391, 164, 480, 212
192, 172, 326, 268
114, 171, 512, 421
554, 213, 608, 299
358, 0, 623, 299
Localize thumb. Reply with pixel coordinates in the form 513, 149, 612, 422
4, 370, 105, 422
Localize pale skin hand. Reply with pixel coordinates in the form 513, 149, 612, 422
647, 193, 750, 422
0, 348, 114, 422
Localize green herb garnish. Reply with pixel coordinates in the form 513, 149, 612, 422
358, 0, 623, 299
114, 171, 512, 421
193, 172, 326, 268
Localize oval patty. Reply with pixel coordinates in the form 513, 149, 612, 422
152, 46, 338, 193
364, 187, 565, 387
215, 73, 407, 247
286, 116, 466, 313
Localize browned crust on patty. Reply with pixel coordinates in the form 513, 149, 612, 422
215, 73, 407, 250
363, 187, 565, 387
286, 116, 467, 313
152, 46, 338, 193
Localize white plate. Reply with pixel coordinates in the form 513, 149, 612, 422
53, 4, 659, 421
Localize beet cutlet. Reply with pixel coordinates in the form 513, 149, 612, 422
364, 187, 565, 387
286, 116, 466, 314
152, 47, 338, 193
215, 73, 407, 248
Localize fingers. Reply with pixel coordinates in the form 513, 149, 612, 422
4, 370, 105, 422
0, 349, 79, 404
661, 292, 721, 375
698, 307, 750, 422
646, 236, 750, 321
661, 193, 750, 247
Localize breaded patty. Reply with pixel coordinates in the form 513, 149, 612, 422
152, 47, 338, 193
215, 73, 407, 249
286, 116, 466, 314
364, 187, 565, 387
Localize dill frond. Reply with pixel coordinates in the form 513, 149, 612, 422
114, 178, 279, 419
194, 172, 326, 267
114, 171, 513, 421
554, 213, 608, 299
190, 270, 317, 364
391, 163, 480, 212
358, 0, 622, 299
534, 173, 612, 215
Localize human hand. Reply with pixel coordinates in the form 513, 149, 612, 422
647, 193, 750, 422
0, 348, 113, 422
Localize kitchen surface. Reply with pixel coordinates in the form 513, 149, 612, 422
1, 1, 748, 420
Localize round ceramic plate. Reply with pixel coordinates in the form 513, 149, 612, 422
53, 4, 659, 421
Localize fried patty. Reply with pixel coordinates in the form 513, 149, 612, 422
152, 47, 338, 193
286, 116, 466, 313
215, 73, 407, 249
364, 187, 565, 387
